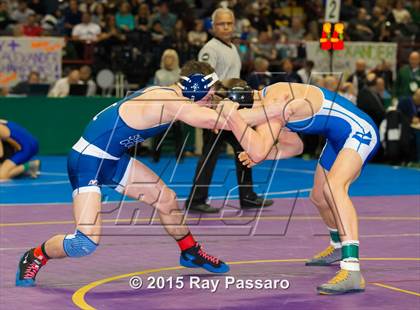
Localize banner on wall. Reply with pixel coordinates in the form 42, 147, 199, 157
306, 41, 397, 78
0, 37, 64, 87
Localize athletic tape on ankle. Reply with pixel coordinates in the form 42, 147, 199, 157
342, 242, 359, 260
330, 241, 342, 249
340, 260, 360, 271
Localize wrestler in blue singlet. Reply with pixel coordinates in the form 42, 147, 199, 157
262, 86, 380, 170
0, 119, 39, 165
68, 87, 173, 196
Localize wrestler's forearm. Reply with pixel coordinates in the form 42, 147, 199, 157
238, 103, 282, 127
266, 142, 303, 160
226, 112, 270, 162
264, 132, 304, 160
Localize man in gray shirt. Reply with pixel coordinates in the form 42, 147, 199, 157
185, 8, 273, 213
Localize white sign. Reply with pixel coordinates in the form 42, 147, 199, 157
325, 0, 341, 23
306, 41, 398, 78
0, 37, 64, 87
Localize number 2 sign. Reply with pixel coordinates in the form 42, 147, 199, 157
325, 0, 341, 23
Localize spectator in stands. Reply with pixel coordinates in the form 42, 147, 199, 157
304, 18, 320, 41
246, 2, 272, 33
283, 17, 305, 43
48, 69, 80, 98
357, 73, 386, 127
398, 89, 420, 125
372, 60, 393, 91
297, 60, 314, 84
323, 75, 339, 92
99, 14, 127, 43
150, 1, 177, 35
116, 1, 135, 32
10, 0, 34, 24
21, 13, 43, 36
79, 65, 96, 97
238, 18, 258, 42
41, 9, 61, 36
271, 6, 291, 31
311, 75, 325, 88
153, 49, 180, 86
10, 71, 41, 95
282, 0, 305, 19
251, 31, 277, 61
348, 8, 374, 41
395, 51, 420, 98
376, 77, 392, 109
72, 12, 101, 43
347, 59, 367, 95
104, 0, 119, 15
233, 35, 253, 64
6, 0, 18, 11
91, 3, 107, 30
339, 82, 357, 104
79, 0, 95, 14
246, 57, 272, 90
275, 58, 302, 83
371, 6, 387, 41
392, 0, 412, 24
63, 0, 82, 36
135, 3, 150, 32
150, 20, 166, 45
27, 0, 45, 15
0, 1, 14, 34
188, 19, 208, 48
376, 0, 391, 15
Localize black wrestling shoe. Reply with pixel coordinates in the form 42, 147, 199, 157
180, 242, 229, 273
16, 248, 46, 287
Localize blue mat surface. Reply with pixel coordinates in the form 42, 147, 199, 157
1, 156, 419, 204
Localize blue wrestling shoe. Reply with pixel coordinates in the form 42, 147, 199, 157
16, 249, 45, 287
180, 243, 230, 273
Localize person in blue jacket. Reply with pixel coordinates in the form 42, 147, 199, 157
0, 119, 40, 180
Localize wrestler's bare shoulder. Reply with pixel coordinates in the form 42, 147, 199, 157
120, 87, 179, 129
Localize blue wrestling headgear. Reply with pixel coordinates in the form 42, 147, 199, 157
178, 72, 219, 102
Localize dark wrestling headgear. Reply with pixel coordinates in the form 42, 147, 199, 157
217, 85, 254, 109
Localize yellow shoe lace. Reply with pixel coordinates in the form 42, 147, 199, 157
314, 245, 335, 259
328, 269, 350, 284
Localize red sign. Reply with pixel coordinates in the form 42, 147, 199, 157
320, 22, 344, 51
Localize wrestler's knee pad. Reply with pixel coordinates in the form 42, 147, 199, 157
63, 230, 98, 257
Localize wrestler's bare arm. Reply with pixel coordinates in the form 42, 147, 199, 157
168, 100, 230, 130
224, 89, 291, 162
